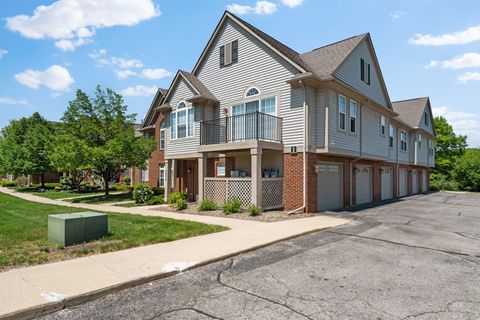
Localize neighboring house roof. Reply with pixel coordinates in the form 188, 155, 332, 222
392, 97, 436, 135
134, 124, 143, 137
300, 34, 367, 80
141, 88, 168, 129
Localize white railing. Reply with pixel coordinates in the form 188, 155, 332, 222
262, 178, 283, 209
204, 177, 284, 209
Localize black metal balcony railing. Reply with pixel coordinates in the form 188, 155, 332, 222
200, 111, 282, 145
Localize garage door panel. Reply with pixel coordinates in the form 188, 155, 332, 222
381, 167, 393, 200
422, 170, 428, 192
356, 166, 372, 205
318, 163, 343, 211
399, 168, 407, 197
412, 170, 419, 194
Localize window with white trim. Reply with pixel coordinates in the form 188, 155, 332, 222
400, 130, 407, 151
380, 115, 386, 135
428, 140, 434, 156
159, 164, 165, 187
349, 100, 357, 133
245, 87, 260, 97
418, 134, 422, 148
389, 125, 394, 148
217, 163, 225, 176
159, 120, 166, 150
171, 101, 194, 139
338, 95, 346, 131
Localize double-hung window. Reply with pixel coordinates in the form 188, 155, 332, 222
159, 164, 165, 187
159, 120, 166, 150
389, 125, 394, 148
338, 95, 346, 131
400, 130, 407, 151
171, 101, 194, 139
349, 100, 357, 133
418, 134, 422, 148
428, 140, 434, 155
380, 115, 386, 135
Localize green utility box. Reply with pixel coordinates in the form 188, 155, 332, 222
48, 212, 108, 246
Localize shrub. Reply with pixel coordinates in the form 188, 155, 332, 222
168, 192, 187, 205
0, 180, 16, 187
146, 195, 164, 205
114, 183, 132, 192
452, 149, 480, 192
430, 173, 459, 191
198, 199, 217, 211
247, 204, 262, 216
132, 183, 154, 204
152, 187, 164, 195
15, 176, 28, 187
223, 199, 242, 215
81, 182, 100, 191
175, 198, 188, 210
60, 176, 75, 190
123, 175, 131, 185
430, 185, 440, 192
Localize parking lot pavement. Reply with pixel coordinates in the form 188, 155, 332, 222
41, 192, 480, 320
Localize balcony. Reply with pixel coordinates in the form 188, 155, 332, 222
200, 112, 283, 146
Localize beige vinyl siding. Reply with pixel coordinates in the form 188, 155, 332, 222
428, 138, 435, 167
409, 133, 416, 163
334, 40, 388, 109
165, 78, 199, 157
361, 107, 388, 158
416, 133, 428, 166
307, 85, 317, 149
328, 89, 360, 153
389, 124, 397, 162
195, 19, 301, 147
314, 88, 326, 149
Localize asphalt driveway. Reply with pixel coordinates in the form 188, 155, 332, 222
41, 192, 480, 320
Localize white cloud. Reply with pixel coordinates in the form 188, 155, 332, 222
0, 97, 29, 105
140, 68, 172, 80
409, 25, 480, 46
6, 0, 160, 51
282, 0, 304, 8
433, 106, 480, 147
426, 53, 480, 69
458, 71, 480, 84
227, 1, 277, 15
116, 70, 137, 79
14, 65, 74, 91
390, 10, 406, 21
120, 85, 158, 97
0, 49, 7, 59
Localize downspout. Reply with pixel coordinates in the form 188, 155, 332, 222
396, 127, 400, 196
349, 102, 364, 207
288, 80, 308, 214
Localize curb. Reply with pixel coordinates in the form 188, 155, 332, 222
0, 225, 333, 320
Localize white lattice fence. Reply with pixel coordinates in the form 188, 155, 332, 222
226, 179, 252, 207
262, 178, 283, 209
204, 179, 227, 205
204, 178, 251, 207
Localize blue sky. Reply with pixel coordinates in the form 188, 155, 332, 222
1, 0, 480, 146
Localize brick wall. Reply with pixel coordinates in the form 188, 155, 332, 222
147, 113, 166, 187
283, 153, 304, 211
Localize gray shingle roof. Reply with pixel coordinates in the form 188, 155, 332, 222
179, 70, 218, 102
300, 34, 367, 80
392, 97, 429, 128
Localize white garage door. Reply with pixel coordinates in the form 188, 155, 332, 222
318, 163, 343, 210
399, 168, 407, 197
412, 170, 419, 194
356, 166, 372, 205
422, 170, 428, 192
381, 167, 393, 200
317, 163, 343, 211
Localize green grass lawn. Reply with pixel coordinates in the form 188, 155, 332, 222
66, 192, 133, 204
0, 192, 228, 271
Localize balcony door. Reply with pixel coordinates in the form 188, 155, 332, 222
231, 97, 276, 142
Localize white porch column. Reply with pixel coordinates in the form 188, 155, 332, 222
171, 159, 177, 193
250, 148, 262, 206
198, 153, 207, 201
164, 159, 172, 202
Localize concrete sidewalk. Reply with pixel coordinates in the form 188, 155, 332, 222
0, 187, 348, 319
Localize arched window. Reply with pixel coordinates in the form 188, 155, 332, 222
171, 101, 194, 139
245, 87, 260, 97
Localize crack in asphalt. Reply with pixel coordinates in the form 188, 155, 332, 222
327, 230, 480, 266
216, 259, 315, 320
400, 299, 480, 319
405, 219, 416, 225
147, 307, 225, 320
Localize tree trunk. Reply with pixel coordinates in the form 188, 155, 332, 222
104, 172, 110, 197
40, 173, 45, 188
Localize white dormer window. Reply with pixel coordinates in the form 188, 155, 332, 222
171, 101, 194, 139
380, 115, 386, 135
245, 87, 260, 97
